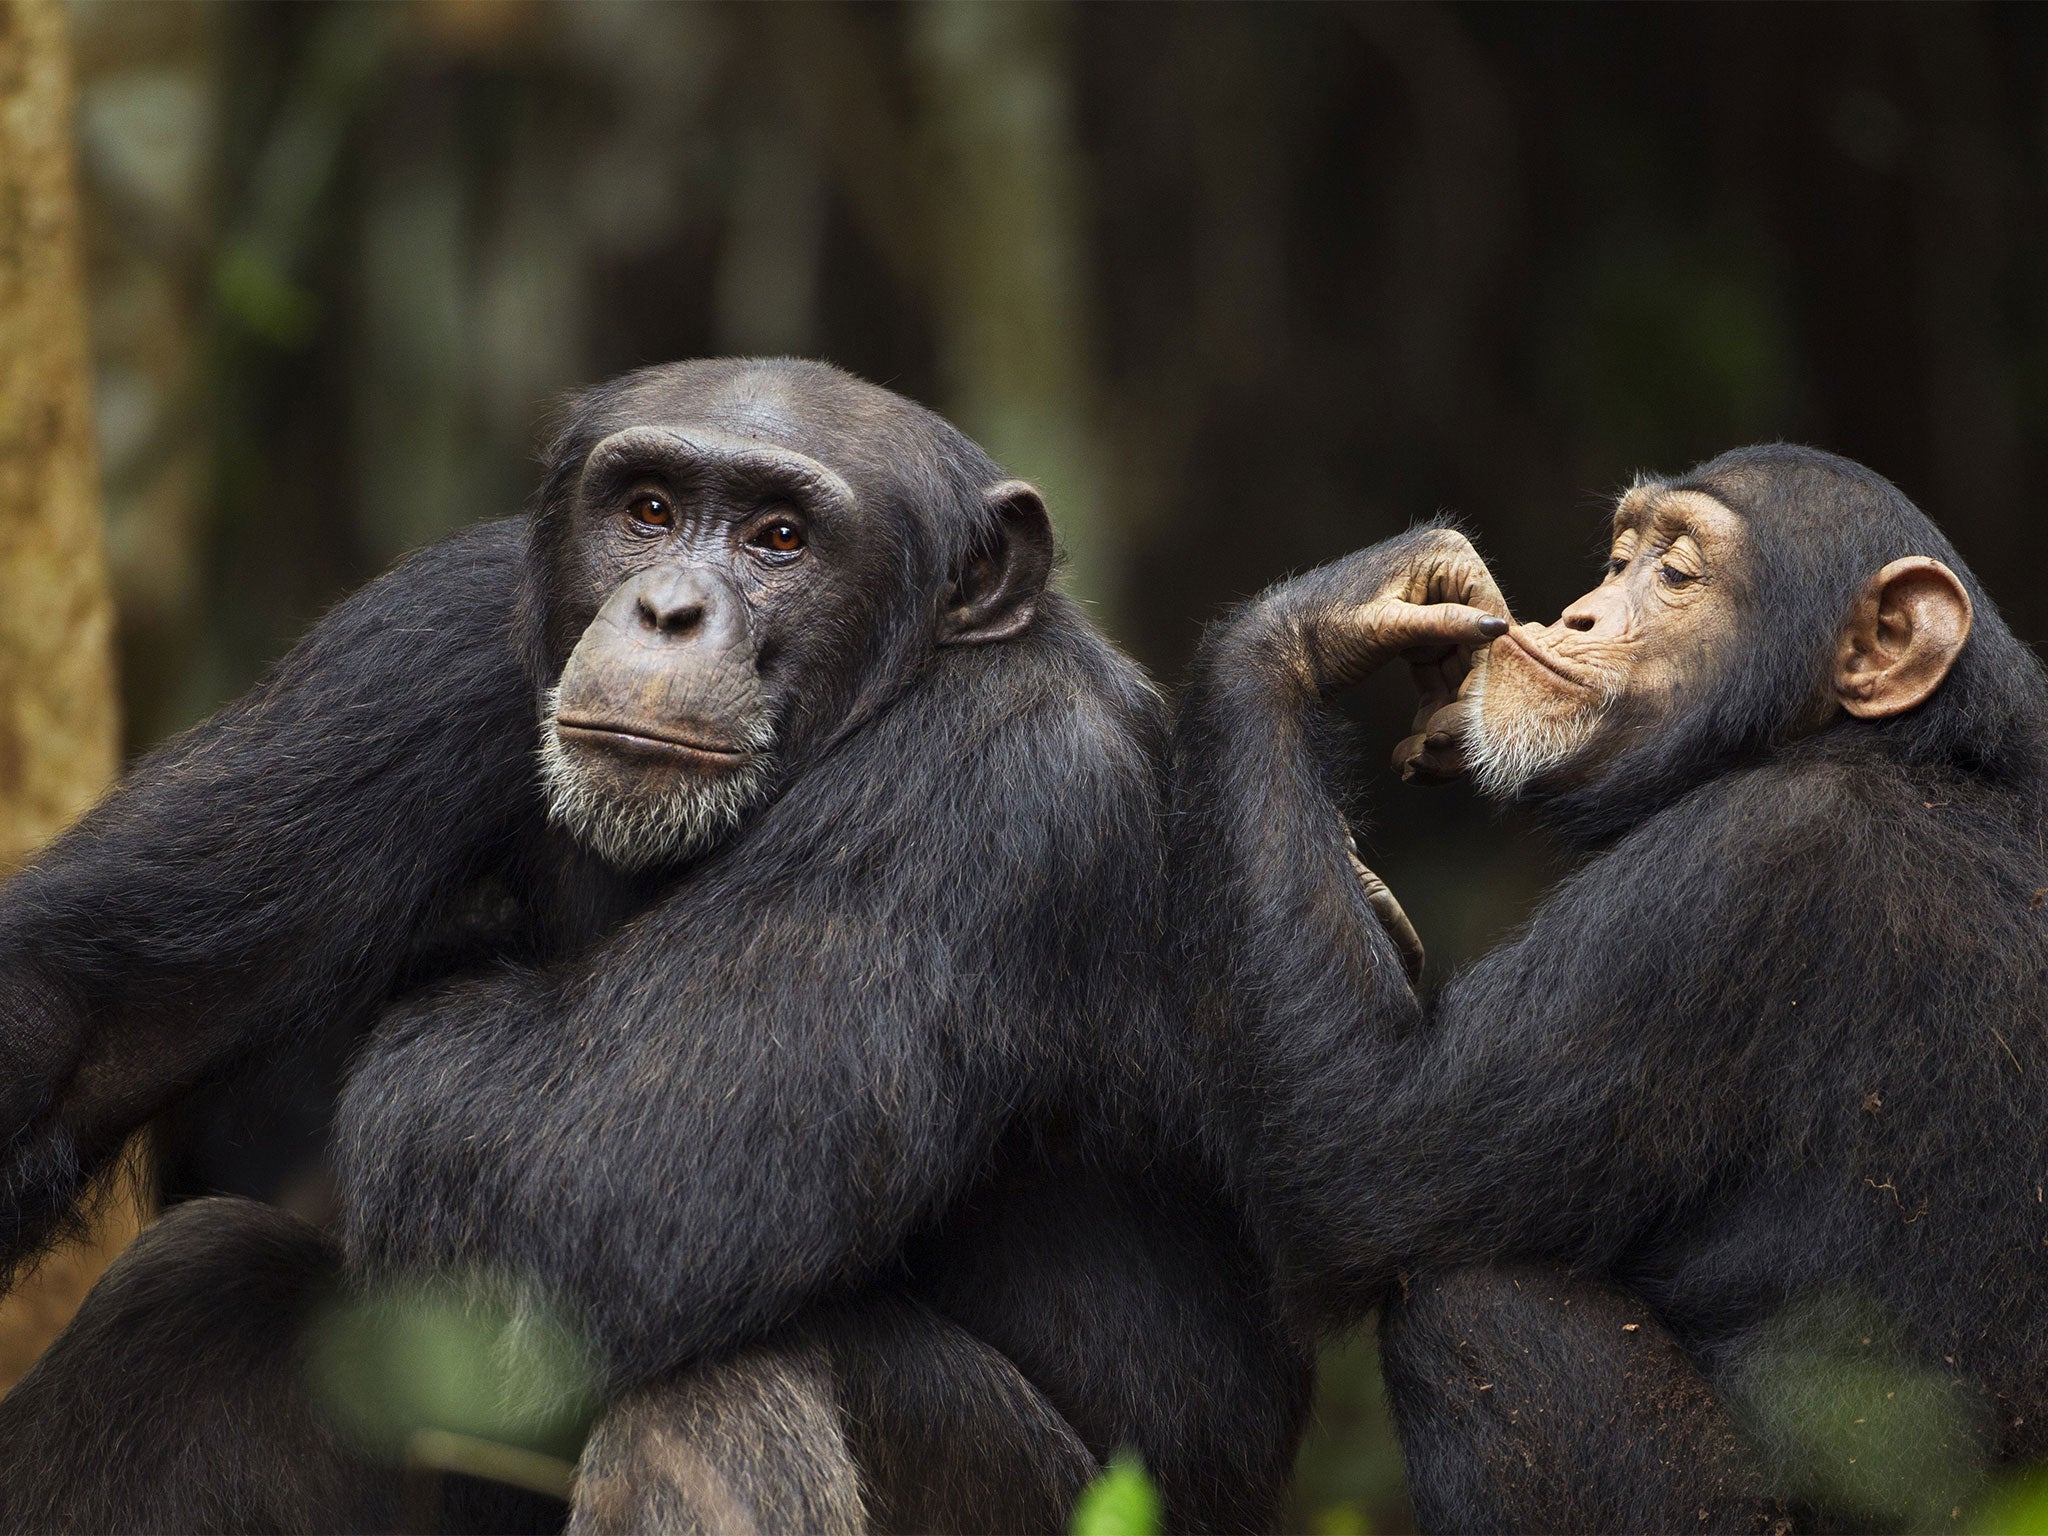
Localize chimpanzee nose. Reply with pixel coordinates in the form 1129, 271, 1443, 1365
636, 571, 707, 636
593, 565, 749, 656
1560, 582, 1624, 635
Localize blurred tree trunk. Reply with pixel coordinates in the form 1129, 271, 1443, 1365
0, 0, 145, 1395
752, 4, 1118, 621
906, 3, 1115, 621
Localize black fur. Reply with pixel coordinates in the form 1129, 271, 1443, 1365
0, 360, 1309, 1533
1171, 446, 2048, 1531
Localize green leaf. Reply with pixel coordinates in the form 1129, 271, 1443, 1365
1311, 1500, 1373, 1536
306, 1275, 598, 1463
1969, 1466, 2048, 1535
1070, 1452, 1162, 1536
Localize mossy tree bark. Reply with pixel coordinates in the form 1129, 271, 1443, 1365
0, 0, 144, 1395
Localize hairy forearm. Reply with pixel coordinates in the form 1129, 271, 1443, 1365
1173, 526, 1490, 996
1170, 546, 1456, 1310
336, 964, 994, 1390
0, 522, 540, 1272
1168, 527, 1540, 1312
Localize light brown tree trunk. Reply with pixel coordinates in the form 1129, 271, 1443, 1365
0, 0, 145, 1396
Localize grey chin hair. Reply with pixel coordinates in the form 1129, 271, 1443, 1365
1463, 665, 1611, 801
537, 686, 775, 871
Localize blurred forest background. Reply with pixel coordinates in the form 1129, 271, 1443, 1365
31, 0, 2048, 1527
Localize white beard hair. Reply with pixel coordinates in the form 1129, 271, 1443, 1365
1463, 663, 1611, 800
537, 687, 774, 871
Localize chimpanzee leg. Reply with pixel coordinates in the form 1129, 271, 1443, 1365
816, 1295, 1100, 1534
0, 1197, 395, 1535
567, 1334, 862, 1536
568, 1295, 1097, 1536
3, 1206, 1091, 1536
1379, 1264, 1787, 1536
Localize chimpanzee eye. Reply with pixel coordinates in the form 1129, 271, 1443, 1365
627, 494, 673, 530
1603, 557, 1628, 579
749, 520, 806, 558
1659, 564, 1697, 588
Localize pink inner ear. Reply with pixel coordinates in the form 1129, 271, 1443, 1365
1835, 561, 1973, 720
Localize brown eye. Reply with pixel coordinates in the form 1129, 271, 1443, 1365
627, 494, 672, 529
752, 519, 805, 556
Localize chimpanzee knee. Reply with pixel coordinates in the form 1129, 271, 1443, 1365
1380, 1264, 1786, 1536
568, 1296, 1095, 1536
568, 1335, 862, 1536
814, 1296, 1098, 1534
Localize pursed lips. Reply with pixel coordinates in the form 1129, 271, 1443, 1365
1496, 627, 1601, 691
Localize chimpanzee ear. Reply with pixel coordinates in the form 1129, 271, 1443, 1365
940, 481, 1055, 645
1833, 557, 1974, 720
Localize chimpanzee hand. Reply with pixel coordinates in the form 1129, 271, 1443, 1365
1379, 534, 1512, 786
1288, 529, 1506, 691
1391, 630, 1500, 788
1277, 529, 1510, 786
1345, 819, 1426, 985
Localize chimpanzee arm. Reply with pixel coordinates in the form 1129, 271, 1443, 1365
1169, 529, 1482, 1280
336, 640, 1154, 1389
1171, 530, 1790, 1318
0, 520, 541, 1271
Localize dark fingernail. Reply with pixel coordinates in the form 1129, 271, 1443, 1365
1478, 616, 1509, 638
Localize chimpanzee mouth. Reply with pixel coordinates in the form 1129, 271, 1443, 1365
554, 719, 756, 766
1466, 641, 1612, 801
539, 690, 776, 870
1497, 629, 1599, 691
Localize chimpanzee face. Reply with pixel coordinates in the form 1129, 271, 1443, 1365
1467, 487, 1747, 797
1468, 476, 1977, 801
531, 363, 1053, 872
536, 423, 880, 869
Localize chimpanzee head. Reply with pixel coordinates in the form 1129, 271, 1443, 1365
1466, 444, 2048, 841
519, 359, 1053, 870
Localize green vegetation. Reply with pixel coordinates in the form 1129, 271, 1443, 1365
1070, 1453, 1162, 1536
307, 1276, 597, 1477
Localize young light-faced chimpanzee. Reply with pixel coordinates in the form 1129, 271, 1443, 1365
0, 359, 1309, 1534
1171, 445, 2048, 1532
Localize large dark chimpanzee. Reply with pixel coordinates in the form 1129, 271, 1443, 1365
0, 359, 1309, 1533
1171, 445, 2048, 1532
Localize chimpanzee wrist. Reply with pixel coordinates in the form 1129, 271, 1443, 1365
1212, 528, 1460, 701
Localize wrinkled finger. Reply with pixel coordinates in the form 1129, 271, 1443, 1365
1361, 600, 1509, 656
1407, 642, 1472, 720
1347, 844, 1425, 985
1428, 546, 1512, 620
1394, 697, 1479, 785
1317, 597, 1499, 692
1394, 734, 1463, 785
1443, 560, 1511, 621
1394, 729, 1464, 784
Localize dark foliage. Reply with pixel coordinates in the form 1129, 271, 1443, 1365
1170, 447, 2048, 1530
0, 361, 1309, 1533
